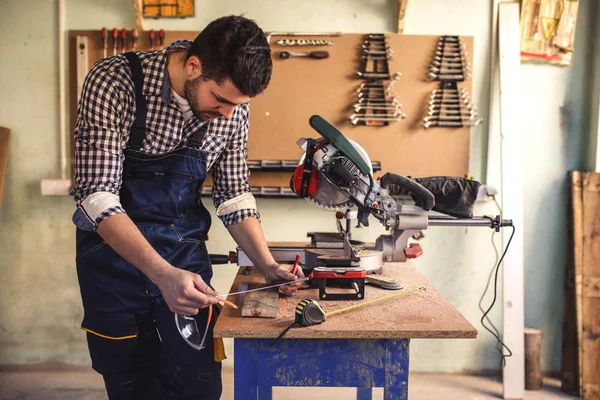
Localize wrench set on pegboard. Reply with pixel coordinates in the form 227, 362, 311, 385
350, 34, 405, 126
424, 35, 482, 129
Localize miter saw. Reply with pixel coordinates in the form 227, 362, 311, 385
285, 115, 512, 300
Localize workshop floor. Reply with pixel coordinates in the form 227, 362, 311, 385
0, 366, 578, 400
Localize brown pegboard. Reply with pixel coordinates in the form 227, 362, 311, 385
69, 30, 474, 189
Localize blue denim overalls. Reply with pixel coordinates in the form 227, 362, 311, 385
75, 52, 221, 400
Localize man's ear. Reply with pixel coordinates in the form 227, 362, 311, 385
185, 55, 203, 80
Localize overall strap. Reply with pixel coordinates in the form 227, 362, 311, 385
123, 52, 147, 150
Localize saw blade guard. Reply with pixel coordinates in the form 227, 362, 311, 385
294, 136, 373, 210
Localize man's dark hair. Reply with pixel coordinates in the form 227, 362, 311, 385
188, 15, 272, 97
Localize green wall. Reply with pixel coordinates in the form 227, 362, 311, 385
0, 0, 597, 373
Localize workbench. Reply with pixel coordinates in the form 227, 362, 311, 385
214, 263, 477, 399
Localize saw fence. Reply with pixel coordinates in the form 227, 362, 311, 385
68, 30, 474, 194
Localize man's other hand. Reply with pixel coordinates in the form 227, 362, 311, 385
262, 263, 305, 296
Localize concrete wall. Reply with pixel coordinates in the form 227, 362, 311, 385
0, 0, 597, 374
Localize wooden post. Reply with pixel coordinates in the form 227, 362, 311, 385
581, 172, 600, 399
0, 127, 9, 211
562, 171, 583, 394
397, 0, 408, 34
524, 328, 543, 390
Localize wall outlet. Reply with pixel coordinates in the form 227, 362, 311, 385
476, 184, 498, 202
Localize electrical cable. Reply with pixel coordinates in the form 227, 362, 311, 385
478, 195, 503, 350
479, 195, 515, 366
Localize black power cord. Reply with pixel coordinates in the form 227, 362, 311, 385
479, 195, 516, 367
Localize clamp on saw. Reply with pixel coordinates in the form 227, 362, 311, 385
290, 115, 513, 298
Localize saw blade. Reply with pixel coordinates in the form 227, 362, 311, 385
308, 172, 354, 209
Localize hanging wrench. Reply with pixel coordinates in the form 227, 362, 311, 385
278, 50, 329, 60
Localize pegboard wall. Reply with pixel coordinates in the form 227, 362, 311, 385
69, 30, 475, 193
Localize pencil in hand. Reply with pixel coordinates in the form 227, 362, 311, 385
218, 298, 238, 309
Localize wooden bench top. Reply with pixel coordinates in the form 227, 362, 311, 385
214, 263, 477, 340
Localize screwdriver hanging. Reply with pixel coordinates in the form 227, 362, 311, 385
101, 27, 108, 58
131, 28, 138, 51
120, 28, 127, 54
278, 50, 329, 60
149, 29, 155, 50
159, 29, 165, 50
111, 28, 118, 56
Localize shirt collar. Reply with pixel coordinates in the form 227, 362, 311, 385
142, 40, 192, 106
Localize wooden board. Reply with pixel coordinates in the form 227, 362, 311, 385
68, 30, 474, 189
564, 171, 600, 399
241, 285, 279, 318
562, 170, 583, 394
581, 172, 600, 399
0, 127, 9, 211
214, 264, 477, 340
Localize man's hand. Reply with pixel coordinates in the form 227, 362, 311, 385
262, 263, 306, 296
155, 267, 220, 315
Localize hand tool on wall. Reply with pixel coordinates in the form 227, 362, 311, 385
428, 36, 471, 81
131, 28, 138, 51
120, 28, 128, 54
149, 29, 155, 50
424, 36, 480, 128
159, 29, 165, 50
351, 34, 404, 125
268, 31, 342, 37
101, 27, 108, 58
424, 82, 482, 129
278, 50, 329, 60
277, 39, 334, 46
112, 28, 118, 56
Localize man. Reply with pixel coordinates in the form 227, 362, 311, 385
72, 15, 304, 400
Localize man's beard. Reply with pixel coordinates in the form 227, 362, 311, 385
184, 77, 220, 121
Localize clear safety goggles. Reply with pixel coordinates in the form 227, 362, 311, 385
174, 305, 213, 351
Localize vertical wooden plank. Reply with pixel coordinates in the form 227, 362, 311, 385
582, 172, 600, 399
575, 171, 585, 395
397, 0, 409, 34
0, 127, 9, 211
562, 171, 582, 394
498, 3, 525, 399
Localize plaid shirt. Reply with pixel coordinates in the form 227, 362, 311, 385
73, 40, 258, 228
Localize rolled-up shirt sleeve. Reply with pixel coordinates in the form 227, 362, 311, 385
72, 59, 130, 230
211, 103, 260, 227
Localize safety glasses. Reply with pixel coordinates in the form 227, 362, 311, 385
174, 306, 213, 351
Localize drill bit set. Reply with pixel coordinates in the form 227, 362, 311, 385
350, 34, 405, 126
424, 35, 481, 129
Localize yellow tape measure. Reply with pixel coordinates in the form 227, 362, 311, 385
271, 286, 426, 348
324, 286, 426, 318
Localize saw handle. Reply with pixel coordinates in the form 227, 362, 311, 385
379, 172, 435, 211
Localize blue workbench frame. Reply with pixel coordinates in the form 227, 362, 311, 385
234, 337, 410, 400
